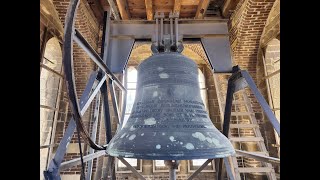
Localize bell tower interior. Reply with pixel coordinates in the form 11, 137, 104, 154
40, 0, 280, 179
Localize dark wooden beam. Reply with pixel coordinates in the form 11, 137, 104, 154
87, 0, 104, 23
116, 0, 130, 20
222, 0, 240, 17
145, 0, 153, 20
195, 0, 210, 19
173, 0, 181, 15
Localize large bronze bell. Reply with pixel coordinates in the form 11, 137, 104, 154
106, 52, 235, 160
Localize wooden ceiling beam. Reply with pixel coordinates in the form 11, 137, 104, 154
173, 0, 181, 15
195, 0, 210, 19
145, 0, 153, 20
116, 0, 130, 20
222, 0, 240, 17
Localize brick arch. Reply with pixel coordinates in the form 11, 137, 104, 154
229, 0, 276, 78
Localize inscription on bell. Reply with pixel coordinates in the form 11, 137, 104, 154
131, 99, 209, 128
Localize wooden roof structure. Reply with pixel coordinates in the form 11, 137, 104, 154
87, 0, 241, 23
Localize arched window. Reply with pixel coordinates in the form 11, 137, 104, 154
40, 37, 63, 177
263, 38, 280, 152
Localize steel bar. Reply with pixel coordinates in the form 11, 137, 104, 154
175, 17, 178, 46
101, 10, 111, 64
235, 150, 280, 165
223, 157, 235, 180
241, 70, 280, 136
155, 16, 159, 47
118, 158, 146, 180
73, 29, 126, 91
40, 105, 58, 111
60, 150, 106, 170
86, 92, 101, 180
217, 76, 235, 180
40, 144, 58, 149
80, 75, 107, 115
100, 10, 113, 144
169, 165, 176, 180
160, 13, 164, 46
169, 13, 173, 45
109, 80, 121, 126
120, 69, 128, 127
40, 63, 64, 78
187, 159, 212, 180
262, 69, 280, 80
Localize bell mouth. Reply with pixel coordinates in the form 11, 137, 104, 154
107, 148, 235, 160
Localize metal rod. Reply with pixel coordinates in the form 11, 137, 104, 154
60, 150, 106, 170
118, 158, 146, 180
155, 16, 159, 47
174, 17, 178, 46
217, 77, 235, 180
109, 80, 121, 126
223, 157, 235, 180
73, 29, 126, 91
160, 13, 164, 45
169, 165, 176, 180
241, 70, 280, 136
100, 9, 113, 145
120, 69, 128, 127
40, 63, 64, 78
86, 92, 101, 180
235, 149, 280, 164
187, 159, 212, 180
40, 144, 58, 149
102, 10, 111, 65
262, 69, 280, 80
80, 75, 107, 115
170, 13, 174, 45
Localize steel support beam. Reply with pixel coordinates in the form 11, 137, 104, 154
118, 158, 146, 180
235, 150, 280, 165
73, 29, 126, 91
86, 92, 101, 180
187, 159, 212, 180
60, 150, 106, 170
241, 70, 280, 136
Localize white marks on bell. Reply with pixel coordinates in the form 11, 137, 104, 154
159, 73, 169, 79
191, 132, 222, 147
126, 134, 130, 138
128, 134, 136, 140
130, 126, 136, 131
157, 67, 164, 71
169, 136, 176, 142
192, 132, 206, 141
206, 137, 213, 143
167, 145, 169, 147
162, 132, 165, 136
153, 132, 157, 136
153, 91, 158, 97
180, 142, 183, 145
212, 138, 222, 147
185, 143, 194, 150
144, 117, 156, 125
141, 133, 144, 136
120, 133, 126, 139
156, 144, 161, 149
